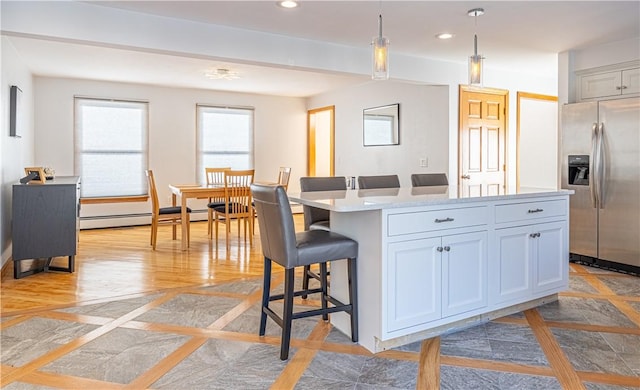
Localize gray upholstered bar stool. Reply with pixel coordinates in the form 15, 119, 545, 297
357, 174, 400, 189
251, 183, 358, 360
299, 176, 347, 298
411, 173, 449, 187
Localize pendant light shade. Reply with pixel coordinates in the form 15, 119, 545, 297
468, 8, 485, 86
372, 14, 389, 80
469, 34, 483, 85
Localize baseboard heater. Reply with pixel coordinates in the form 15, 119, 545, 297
80, 209, 209, 221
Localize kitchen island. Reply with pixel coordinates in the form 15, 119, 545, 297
289, 186, 573, 354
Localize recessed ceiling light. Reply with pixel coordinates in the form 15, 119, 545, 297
205, 68, 240, 80
277, 1, 299, 8
436, 33, 455, 40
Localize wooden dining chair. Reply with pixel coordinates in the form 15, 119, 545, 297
211, 169, 255, 250
277, 167, 292, 191
145, 170, 191, 250
205, 167, 230, 237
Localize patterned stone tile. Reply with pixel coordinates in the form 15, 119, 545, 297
356, 356, 418, 389
584, 382, 640, 390
303, 350, 368, 383
40, 327, 190, 384
2, 382, 57, 390
440, 365, 561, 390
551, 328, 616, 352
295, 375, 357, 389
132, 293, 243, 328
222, 301, 320, 340
485, 322, 538, 344
536, 297, 590, 323
538, 297, 636, 327
153, 339, 287, 389
597, 275, 640, 296
569, 275, 598, 293
1, 318, 99, 366
199, 278, 263, 294
598, 332, 640, 355
55, 294, 162, 318
562, 347, 636, 376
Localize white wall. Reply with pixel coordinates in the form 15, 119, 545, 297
1, 36, 35, 269
34, 77, 307, 228
308, 80, 449, 187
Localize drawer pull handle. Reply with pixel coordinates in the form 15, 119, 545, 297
434, 217, 454, 223
527, 208, 543, 214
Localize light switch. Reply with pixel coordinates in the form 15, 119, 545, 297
419, 158, 428, 167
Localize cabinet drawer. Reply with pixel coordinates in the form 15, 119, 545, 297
388, 206, 488, 236
495, 200, 566, 224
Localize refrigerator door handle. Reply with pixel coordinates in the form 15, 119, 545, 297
590, 123, 598, 208
598, 122, 606, 209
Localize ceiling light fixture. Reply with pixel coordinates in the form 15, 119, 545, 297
277, 1, 298, 9
468, 8, 485, 86
436, 33, 455, 40
205, 68, 240, 80
372, 13, 389, 80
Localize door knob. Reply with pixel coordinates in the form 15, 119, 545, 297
461, 174, 471, 179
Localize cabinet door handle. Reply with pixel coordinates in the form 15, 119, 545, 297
461, 174, 471, 179
444, 246, 451, 252
435, 217, 454, 223
621, 85, 628, 90
530, 232, 541, 238
527, 208, 543, 214
437, 246, 444, 252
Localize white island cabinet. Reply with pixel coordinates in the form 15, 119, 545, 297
289, 186, 572, 353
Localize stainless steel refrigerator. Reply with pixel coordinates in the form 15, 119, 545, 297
560, 97, 640, 274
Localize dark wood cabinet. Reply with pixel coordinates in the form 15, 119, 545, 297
12, 176, 80, 279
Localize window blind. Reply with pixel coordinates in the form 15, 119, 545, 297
196, 105, 254, 183
74, 98, 149, 198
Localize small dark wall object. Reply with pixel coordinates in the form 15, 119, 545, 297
9, 85, 22, 137
19, 172, 38, 184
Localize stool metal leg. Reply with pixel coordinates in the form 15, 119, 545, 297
348, 257, 359, 342
259, 256, 271, 336
281, 268, 296, 360
320, 262, 329, 321
301, 265, 311, 299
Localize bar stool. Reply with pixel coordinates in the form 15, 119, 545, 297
299, 176, 347, 298
357, 174, 400, 189
251, 183, 358, 360
411, 173, 448, 187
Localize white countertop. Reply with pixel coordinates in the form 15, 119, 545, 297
289, 186, 574, 212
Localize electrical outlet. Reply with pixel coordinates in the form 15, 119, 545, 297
419, 157, 428, 167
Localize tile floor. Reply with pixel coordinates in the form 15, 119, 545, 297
1, 264, 638, 389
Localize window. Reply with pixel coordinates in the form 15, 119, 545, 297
74, 97, 148, 198
197, 105, 254, 183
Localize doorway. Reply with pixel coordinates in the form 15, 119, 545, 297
516, 92, 558, 190
307, 106, 335, 176
458, 86, 508, 197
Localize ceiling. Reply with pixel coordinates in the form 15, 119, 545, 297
5, 1, 640, 97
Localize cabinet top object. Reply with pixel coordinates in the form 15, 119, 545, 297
15, 176, 80, 187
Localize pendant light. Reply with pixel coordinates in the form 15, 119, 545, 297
372, 13, 389, 80
468, 8, 485, 86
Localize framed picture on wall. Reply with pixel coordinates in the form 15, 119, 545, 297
10, 85, 22, 137
24, 167, 46, 184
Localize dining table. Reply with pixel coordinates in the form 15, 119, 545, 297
168, 183, 225, 251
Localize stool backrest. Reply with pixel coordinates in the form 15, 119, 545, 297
411, 173, 448, 187
299, 176, 346, 230
251, 184, 297, 268
357, 174, 400, 189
